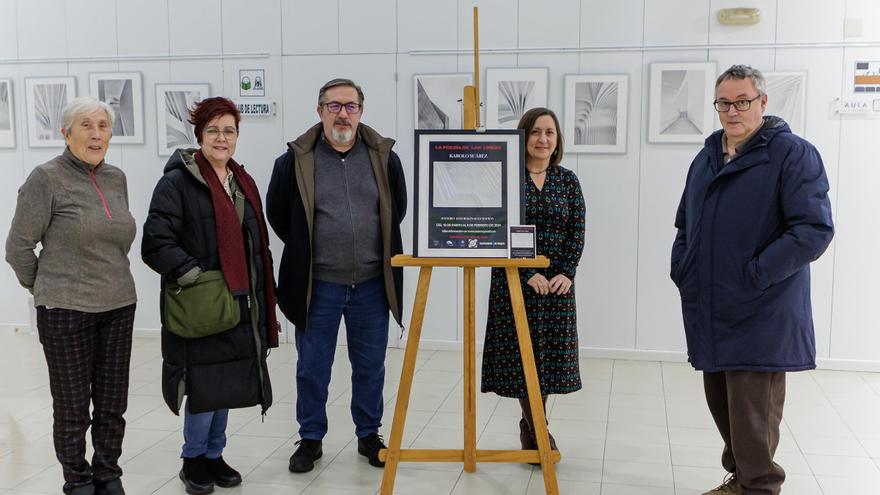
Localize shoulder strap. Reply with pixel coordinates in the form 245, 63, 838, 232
233, 190, 246, 226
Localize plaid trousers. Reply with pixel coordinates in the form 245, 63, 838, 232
37, 304, 136, 484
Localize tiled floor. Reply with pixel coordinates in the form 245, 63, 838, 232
2, 332, 880, 494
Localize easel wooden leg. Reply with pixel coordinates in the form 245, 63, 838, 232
463, 267, 477, 472
379, 267, 433, 495
505, 267, 560, 495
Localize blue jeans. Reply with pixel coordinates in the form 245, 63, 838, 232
181, 401, 228, 459
295, 276, 390, 440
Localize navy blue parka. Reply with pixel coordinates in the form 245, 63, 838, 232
671, 117, 834, 372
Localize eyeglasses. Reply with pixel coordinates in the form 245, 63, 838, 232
321, 101, 362, 114
713, 95, 761, 112
204, 126, 239, 140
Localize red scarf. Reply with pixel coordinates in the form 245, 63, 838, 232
194, 151, 279, 348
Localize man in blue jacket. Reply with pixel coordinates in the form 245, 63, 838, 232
267, 78, 407, 473
671, 65, 834, 495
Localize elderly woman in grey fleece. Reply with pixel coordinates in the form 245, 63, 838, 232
5, 96, 137, 495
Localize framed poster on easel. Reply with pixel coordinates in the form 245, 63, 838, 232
413, 129, 524, 258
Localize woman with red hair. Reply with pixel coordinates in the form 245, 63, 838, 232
142, 96, 279, 494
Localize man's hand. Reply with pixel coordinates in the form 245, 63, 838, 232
548, 274, 573, 295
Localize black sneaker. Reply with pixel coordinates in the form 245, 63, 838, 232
288, 439, 323, 473
179, 455, 215, 494
357, 433, 387, 468
63, 481, 95, 495
204, 456, 242, 488
94, 478, 125, 495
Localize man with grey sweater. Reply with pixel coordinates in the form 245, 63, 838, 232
267, 78, 407, 473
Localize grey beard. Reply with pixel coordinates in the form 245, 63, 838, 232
331, 127, 353, 145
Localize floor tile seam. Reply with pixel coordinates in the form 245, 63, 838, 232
807, 368, 875, 465
804, 451, 880, 469
812, 472, 880, 481
658, 358, 681, 495
799, 450, 877, 459
149, 475, 185, 494
472, 387, 504, 448
123, 403, 169, 427
8, 463, 53, 491
606, 418, 669, 427
297, 437, 357, 493
419, 368, 466, 440
601, 479, 677, 490
600, 481, 684, 491
10, 405, 53, 423
597, 360, 621, 494
386, 368, 463, 451
226, 431, 298, 441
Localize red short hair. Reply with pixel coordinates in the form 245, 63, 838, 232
188, 96, 240, 144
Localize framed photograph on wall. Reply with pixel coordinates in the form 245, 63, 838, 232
564, 74, 628, 154
764, 71, 806, 136
25, 76, 76, 148
156, 83, 210, 155
414, 130, 523, 258
90, 72, 144, 144
648, 62, 716, 143
0, 79, 15, 148
486, 68, 548, 130
413, 73, 472, 130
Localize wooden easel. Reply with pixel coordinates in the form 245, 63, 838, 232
379, 255, 561, 495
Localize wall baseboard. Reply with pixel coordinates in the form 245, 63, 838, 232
7, 325, 880, 372
411, 339, 689, 362
412, 339, 880, 372
0, 324, 35, 336
816, 358, 880, 373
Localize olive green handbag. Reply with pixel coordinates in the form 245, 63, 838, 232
163, 185, 247, 339
163, 270, 241, 338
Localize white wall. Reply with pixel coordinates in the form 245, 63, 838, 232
0, 0, 878, 370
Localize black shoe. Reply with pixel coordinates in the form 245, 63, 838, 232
63, 481, 95, 495
204, 456, 242, 488
357, 433, 387, 468
288, 439, 323, 473
521, 418, 558, 466
519, 418, 537, 451
179, 455, 215, 494
95, 478, 125, 495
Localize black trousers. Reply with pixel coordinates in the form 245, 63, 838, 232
37, 304, 136, 484
704, 370, 786, 495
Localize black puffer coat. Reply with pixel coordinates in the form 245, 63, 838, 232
142, 149, 272, 415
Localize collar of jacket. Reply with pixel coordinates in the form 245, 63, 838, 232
287, 122, 395, 156
707, 116, 789, 177
284, 122, 398, 324
62, 147, 104, 173
164, 148, 210, 187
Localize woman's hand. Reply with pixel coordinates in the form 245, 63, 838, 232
527, 273, 551, 295
548, 274, 573, 295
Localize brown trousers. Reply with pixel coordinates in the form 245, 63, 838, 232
703, 371, 786, 495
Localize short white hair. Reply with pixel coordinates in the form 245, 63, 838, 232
61, 96, 115, 135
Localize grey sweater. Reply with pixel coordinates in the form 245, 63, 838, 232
312, 135, 383, 285
6, 148, 137, 312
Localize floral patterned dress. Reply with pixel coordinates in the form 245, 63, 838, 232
481, 165, 586, 398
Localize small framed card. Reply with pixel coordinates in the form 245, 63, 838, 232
509, 225, 536, 259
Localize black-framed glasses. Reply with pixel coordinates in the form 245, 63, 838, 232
321, 101, 362, 114
204, 126, 239, 140
713, 95, 761, 112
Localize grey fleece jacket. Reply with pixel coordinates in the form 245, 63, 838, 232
5, 148, 137, 312
313, 135, 383, 285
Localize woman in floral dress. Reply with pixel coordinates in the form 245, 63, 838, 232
481, 107, 586, 453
